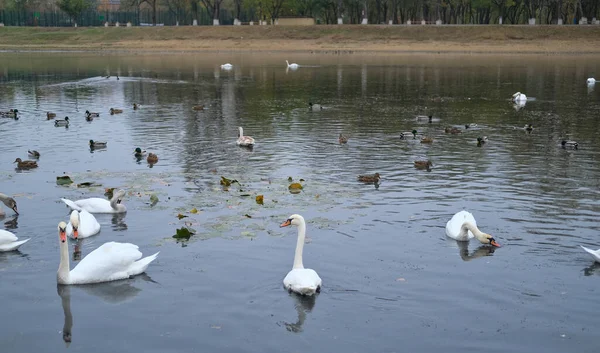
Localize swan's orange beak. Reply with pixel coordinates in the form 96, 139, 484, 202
60, 229, 67, 243
72, 228, 78, 239
490, 239, 501, 247
280, 219, 291, 228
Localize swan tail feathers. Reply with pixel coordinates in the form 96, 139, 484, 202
580, 245, 600, 257
129, 251, 159, 276
61, 198, 82, 211
0, 238, 29, 251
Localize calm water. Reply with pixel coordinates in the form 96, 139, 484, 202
0, 52, 599, 353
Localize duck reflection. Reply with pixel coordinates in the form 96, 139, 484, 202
283, 293, 316, 333
457, 241, 496, 262
583, 262, 600, 276
57, 276, 149, 344
111, 213, 128, 231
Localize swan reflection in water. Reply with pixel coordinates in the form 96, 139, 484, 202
57, 275, 155, 344
282, 293, 317, 333
456, 241, 496, 262
583, 262, 600, 276
111, 213, 128, 231
2, 215, 18, 229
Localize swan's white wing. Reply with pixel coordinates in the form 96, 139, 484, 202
73, 198, 114, 213
61, 198, 83, 211
284, 268, 322, 296
0, 229, 18, 244
580, 246, 600, 263
69, 242, 142, 284
445, 210, 476, 240
79, 210, 101, 237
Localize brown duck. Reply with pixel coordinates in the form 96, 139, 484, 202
444, 127, 461, 134
414, 160, 433, 170
147, 153, 159, 164
420, 137, 434, 144
357, 173, 380, 183
339, 133, 349, 144
14, 158, 38, 169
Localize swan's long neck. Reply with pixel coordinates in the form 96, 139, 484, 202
58, 241, 71, 284
238, 127, 244, 137
286, 60, 290, 67
461, 222, 487, 242
292, 221, 306, 269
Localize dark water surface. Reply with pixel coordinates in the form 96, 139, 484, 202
0, 52, 599, 353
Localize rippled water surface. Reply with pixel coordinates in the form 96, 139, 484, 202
0, 52, 599, 353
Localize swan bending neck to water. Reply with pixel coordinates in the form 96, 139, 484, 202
280, 214, 322, 296
0, 193, 18, 216
56, 222, 159, 285
286, 60, 299, 70
587, 78, 597, 85
512, 92, 527, 102
445, 210, 500, 247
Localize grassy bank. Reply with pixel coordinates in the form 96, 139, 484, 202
0, 25, 599, 54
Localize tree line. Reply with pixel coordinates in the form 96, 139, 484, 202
0, 0, 598, 25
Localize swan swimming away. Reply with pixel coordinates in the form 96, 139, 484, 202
586, 78, 597, 85
286, 60, 299, 70
221, 63, 233, 70
0, 193, 18, 217
56, 221, 159, 285
61, 189, 127, 214
280, 214, 322, 296
512, 92, 527, 102
445, 210, 500, 247
580, 246, 600, 263
66, 210, 101, 239
0, 229, 29, 252
236, 127, 255, 147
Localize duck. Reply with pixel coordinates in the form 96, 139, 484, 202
357, 173, 380, 183
89, 140, 107, 148
47, 112, 56, 119
147, 153, 159, 164
28, 150, 40, 158
400, 130, 418, 139
109, 108, 123, 115
56, 221, 158, 285
14, 158, 38, 169
85, 114, 93, 121
61, 189, 127, 214
512, 92, 527, 102
580, 245, 600, 263
445, 210, 500, 247
445, 127, 461, 134
85, 110, 99, 117
221, 63, 233, 70
416, 115, 433, 123
308, 102, 323, 111
586, 78, 597, 85
54, 117, 69, 127
464, 123, 478, 129
414, 160, 433, 170
133, 103, 139, 110
420, 136, 434, 144
236, 127, 255, 147
0, 193, 19, 217
339, 133, 348, 144
524, 124, 533, 133
192, 105, 204, 111
0, 229, 29, 252
561, 140, 578, 149
0, 109, 18, 118
477, 136, 488, 147
134, 147, 147, 158
66, 210, 101, 239
280, 214, 321, 296
286, 60, 299, 70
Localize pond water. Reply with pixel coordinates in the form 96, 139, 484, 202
0, 52, 599, 353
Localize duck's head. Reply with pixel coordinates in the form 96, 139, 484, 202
13, 158, 22, 163
280, 214, 305, 228
561, 140, 567, 146
134, 147, 143, 154
69, 211, 79, 239
412, 129, 418, 136
58, 221, 67, 243
65, 117, 69, 121
89, 140, 95, 146
308, 102, 313, 107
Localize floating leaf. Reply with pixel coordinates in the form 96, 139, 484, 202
220, 176, 238, 187
256, 195, 264, 205
56, 175, 73, 185
190, 208, 198, 214
77, 181, 100, 188
244, 214, 252, 218
299, 179, 305, 182
177, 213, 188, 220
173, 226, 195, 240
149, 194, 159, 206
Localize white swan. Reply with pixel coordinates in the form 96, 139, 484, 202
445, 210, 501, 247
221, 63, 233, 70
586, 78, 597, 85
280, 214, 322, 296
0, 229, 29, 251
286, 60, 299, 70
61, 189, 127, 214
56, 221, 159, 285
66, 210, 101, 239
236, 126, 255, 147
512, 92, 527, 102
581, 246, 600, 263
0, 193, 18, 217
308, 102, 323, 111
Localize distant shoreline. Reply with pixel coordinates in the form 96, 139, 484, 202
0, 26, 599, 55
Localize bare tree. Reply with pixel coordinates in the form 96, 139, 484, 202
199, 0, 224, 24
